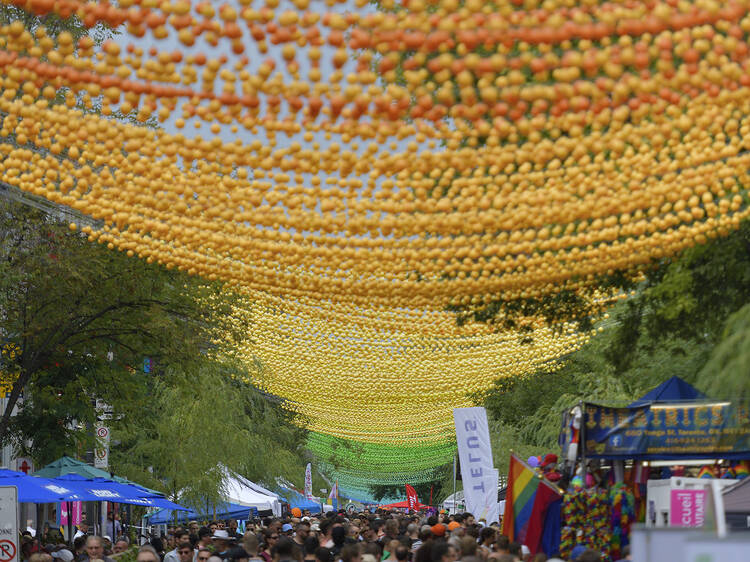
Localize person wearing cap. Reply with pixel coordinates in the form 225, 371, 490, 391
430, 524, 446, 539
280, 524, 294, 538
51, 549, 74, 562
212, 530, 235, 560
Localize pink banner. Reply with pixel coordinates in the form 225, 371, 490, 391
670, 489, 706, 527
60, 502, 83, 527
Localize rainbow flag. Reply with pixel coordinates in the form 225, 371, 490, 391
502, 453, 562, 555
327, 480, 339, 508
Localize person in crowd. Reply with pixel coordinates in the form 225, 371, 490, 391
80, 536, 115, 562
313, 548, 331, 562
457, 537, 476, 560
196, 549, 212, 562
112, 539, 130, 555
74, 522, 90, 541
281, 525, 294, 539
345, 525, 359, 544
478, 528, 495, 559
330, 527, 347, 558
30, 553, 53, 562
106, 514, 121, 542
271, 537, 298, 562
339, 544, 361, 562
506, 544, 521, 562
51, 549, 74, 562
228, 523, 242, 541
301, 537, 318, 562
294, 522, 310, 547
430, 542, 457, 562
227, 546, 250, 562
178, 542, 196, 562
242, 533, 263, 562
212, 530, 235, 560
461, 515, 475, 530
136, 546, 161, 562
165, 532, 191, 562
260, 529, 279, 562
394, 547, 408, 562
197, 529, 212, 551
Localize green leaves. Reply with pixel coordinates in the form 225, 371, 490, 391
482, 220, 750, 470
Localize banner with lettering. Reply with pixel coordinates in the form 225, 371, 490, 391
304, 463, 313, 499
405, 484, 418, 512
583, 401, 750, 460
670, 489, 707, 527
453, 407, 500, 523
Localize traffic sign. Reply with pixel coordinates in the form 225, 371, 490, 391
94, 423, 110, 469
0, 487, 18, 562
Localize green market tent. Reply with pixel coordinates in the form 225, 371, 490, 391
34, 456, 163, 496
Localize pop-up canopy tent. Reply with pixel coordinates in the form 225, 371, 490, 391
378, 500, 430, 510
48, 474, 186, 509
146, 502, 257, 524
0, 469, 75, 503
561, 376, 750, 462
276, 485, 322, 514
147, 468, 281, 523
34, 456, 164, 496
628, 376, 707, 407
221, 468, 281, 516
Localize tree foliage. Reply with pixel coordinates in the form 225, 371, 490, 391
482, 220, 750, 473
0, 198, 312, 505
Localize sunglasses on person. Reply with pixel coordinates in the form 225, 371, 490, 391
197, 556, 210, 561
269, 536, 279, 540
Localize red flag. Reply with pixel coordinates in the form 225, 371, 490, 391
405, 484, 418, 512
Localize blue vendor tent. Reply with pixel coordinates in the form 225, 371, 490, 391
629, 376, 706, 407
146, 502, 258, 524
0, 469, 74, 503
276, 486, 322, 514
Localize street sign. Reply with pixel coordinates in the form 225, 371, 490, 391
0, 487, 18, 562
94, 423, 110, 469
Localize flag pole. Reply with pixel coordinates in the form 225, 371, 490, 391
452, 454, 457, 514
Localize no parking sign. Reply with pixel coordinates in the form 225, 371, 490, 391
0, 487, 18, 562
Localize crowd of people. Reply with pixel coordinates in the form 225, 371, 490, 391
19, 510, 630, 562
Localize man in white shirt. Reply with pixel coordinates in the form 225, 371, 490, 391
73, 521, 89, 540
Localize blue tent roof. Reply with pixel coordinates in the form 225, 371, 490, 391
276, 486, 322, 513
629, 376, 707, 407
146, 502, 258, 524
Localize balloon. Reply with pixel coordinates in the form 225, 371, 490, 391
528, 456, 540, 468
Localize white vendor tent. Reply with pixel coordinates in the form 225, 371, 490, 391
222, 467, 282, 517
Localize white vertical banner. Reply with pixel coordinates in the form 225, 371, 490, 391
453, 407, 500, 523
94, 423, 110, 469
304, 463, 313, 499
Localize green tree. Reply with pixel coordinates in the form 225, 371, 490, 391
481, 220, 750, 473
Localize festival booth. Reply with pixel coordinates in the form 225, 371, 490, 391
377, 499, 430, 511
146, 467, 281, 527
276, 485, 322, 514
554, 376, 750, 561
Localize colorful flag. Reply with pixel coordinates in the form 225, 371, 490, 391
502, 453, 562, 556
327, 480, 338, 507
304, 463, 313, 499
405, 484, 418, 512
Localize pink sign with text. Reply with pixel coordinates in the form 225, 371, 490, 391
670, 489, 706, 527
